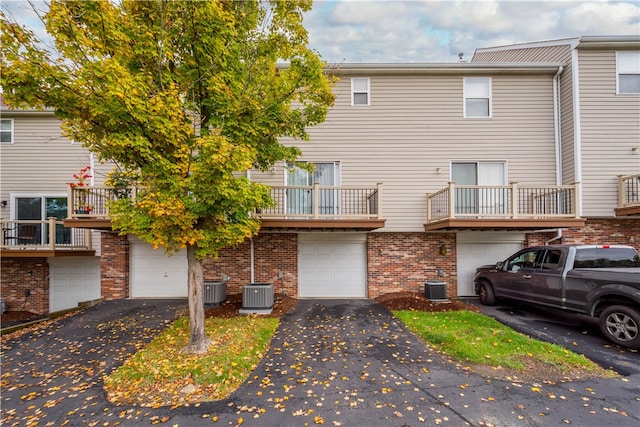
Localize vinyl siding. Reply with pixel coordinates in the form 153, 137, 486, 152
255, 72, 558, 232
0, 111, 105, 253
472, 44, 577, 185
577, 49, 640, 217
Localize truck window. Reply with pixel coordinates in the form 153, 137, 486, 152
541, 249, 562, 270
573, 248, 640, 268
506, 249, 540, 271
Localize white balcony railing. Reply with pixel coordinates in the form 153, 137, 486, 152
426, 182, 581, 223
258, 183, 383, 220
618, 174, 640, 209
68, 183, 383, 221
1, 218, 92, 251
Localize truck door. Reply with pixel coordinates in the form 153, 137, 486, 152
530, 248, 564, 306
499, 248, 542, 301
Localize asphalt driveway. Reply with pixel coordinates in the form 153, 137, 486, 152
2, 298, 639, 426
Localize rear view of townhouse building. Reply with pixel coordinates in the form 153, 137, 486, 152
1, 36, 638, 314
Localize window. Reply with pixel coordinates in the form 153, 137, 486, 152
351, 78, 370, 106
541, 249, 562, 270
617, 52, 640, 94
1, 119, 13, 144
505, 249, 541, 272
464, 77, 491, 117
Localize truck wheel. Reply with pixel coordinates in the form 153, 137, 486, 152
598, 305, 640, 349
478, 281, 496, 306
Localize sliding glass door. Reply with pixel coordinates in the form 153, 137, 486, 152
452, 162, 506, 215
13, 196, 70, 244
286, 162, 340, 215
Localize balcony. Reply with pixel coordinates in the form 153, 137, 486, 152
615, 174, 640, 216
66, 183, 386, 231
257, 183, 385, 230
425, 182, 585, 231
1, 218, 95, 257
64, 186, 133, 229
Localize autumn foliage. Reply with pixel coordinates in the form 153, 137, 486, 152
1, 0, 334, 352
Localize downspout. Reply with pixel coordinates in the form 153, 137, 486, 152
571, 46, 583, 217
250, 238, 255, 283
552, 66, 564, 187
546, 228, 563, 245
547, 65, 565, 246
247, 169, 255, 283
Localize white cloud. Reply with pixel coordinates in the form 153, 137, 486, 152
305, 0, 640, 63
3, 0, 638, 64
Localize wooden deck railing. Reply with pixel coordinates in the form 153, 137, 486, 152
68, 186, 137, 219
426, 182, 580, 223
1, 218, 92, 250
258, 183, 383, 219
68, 183, 383, 221
618, 174, 640, 208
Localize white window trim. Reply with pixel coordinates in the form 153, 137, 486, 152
463, 77, 492, 118
351, 78, 370, 106
284, 161, 342, 186
9, 192, 68, 220
616, 51, 640, 95
1, 118, 14, 144
450, 160, 507, 183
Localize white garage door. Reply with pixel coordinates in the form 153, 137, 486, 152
298, 233, 367, 298
457, 232, 524, 297
130, 238, 188, 298
49, 257, 100, 312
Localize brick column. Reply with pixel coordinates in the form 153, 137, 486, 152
100, 232, 130, 300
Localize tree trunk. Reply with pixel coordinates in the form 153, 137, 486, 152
183, 244, 212, 354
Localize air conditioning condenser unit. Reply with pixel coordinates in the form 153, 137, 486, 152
240, 283, 274, 314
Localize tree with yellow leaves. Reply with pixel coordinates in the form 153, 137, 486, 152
1, 0, 334, 353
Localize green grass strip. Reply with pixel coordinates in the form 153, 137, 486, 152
394, 310, 597, 372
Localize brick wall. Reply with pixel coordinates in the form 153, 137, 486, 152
562, 219, 640, 251
0, 258, 49, 314
203, 233, 298, 296
367, 232, 457, 299
525, 219, 640, 252
100, 232, 129, 300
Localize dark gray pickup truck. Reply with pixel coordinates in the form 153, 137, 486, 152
474, 245, 640, 349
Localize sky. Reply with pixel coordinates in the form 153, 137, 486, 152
3, 0, 639, 63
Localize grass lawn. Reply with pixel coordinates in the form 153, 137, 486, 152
394, 309, 616, 379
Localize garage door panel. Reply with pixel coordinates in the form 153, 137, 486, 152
130, 238, 187, 298
50, 257, 100, 312
457, 241, 523, 296
298, 234, 366, 298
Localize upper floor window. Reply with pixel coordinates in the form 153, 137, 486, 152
617, 52, 640, 94
1, 119, 14, 144
351, 78, 370, 106
464, 77, 492, 118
